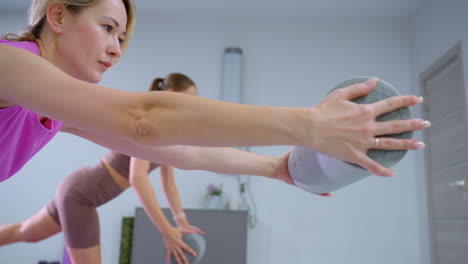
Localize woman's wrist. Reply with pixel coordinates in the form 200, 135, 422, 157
173, 212, 189, 226
266, 156, 283, 179
296, 107, 318, 148
157, 220, 174, 235
173, 212, 187, 223
283, 107, 316, 147
173, 212, 186, 220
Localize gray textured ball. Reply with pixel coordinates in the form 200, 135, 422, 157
170, 233, 206, 264
332, 76, 413, 168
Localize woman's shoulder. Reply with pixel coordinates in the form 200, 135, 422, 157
0, 100, 15, 108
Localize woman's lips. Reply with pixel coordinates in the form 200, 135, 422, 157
98, 61, 111, 71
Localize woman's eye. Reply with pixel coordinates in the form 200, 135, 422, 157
103, 25, 113, 32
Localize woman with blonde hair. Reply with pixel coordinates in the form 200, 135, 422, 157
0, 0, 429, 184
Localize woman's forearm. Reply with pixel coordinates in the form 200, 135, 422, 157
134, 92, 308, 147
164, 184, 185, 222
180, 147, 281, 178
160, 166, 186, 224
131, 178, 172, 234
63, 126, 280, 177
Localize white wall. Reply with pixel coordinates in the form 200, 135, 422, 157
410, 1, 468, 264
0, 11, 420, 264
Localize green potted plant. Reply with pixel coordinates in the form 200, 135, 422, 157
206, 183, 223, 209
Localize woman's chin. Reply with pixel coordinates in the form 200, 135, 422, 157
84, 73, 102, 84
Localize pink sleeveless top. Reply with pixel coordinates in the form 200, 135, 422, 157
0, 39, 63, 182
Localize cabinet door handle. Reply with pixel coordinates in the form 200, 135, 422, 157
449, 179, 465, 188
448, 179, 468, 195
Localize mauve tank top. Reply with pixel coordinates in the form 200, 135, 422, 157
102, 151, 160, 179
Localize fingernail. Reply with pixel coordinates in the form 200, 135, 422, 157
417, 96, 424, 103
365, 77, 376, 87
415, 141, 425, 149
420, 120, 431, 128
387, 170, 395, 177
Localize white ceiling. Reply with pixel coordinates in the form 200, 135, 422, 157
0, 0, 425, 19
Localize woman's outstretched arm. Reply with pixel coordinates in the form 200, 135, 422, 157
62, 125, 281, 177
1, 44, 427, 175
0, 44, 301, 147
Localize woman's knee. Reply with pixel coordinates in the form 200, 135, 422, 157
19, 223, 42, 243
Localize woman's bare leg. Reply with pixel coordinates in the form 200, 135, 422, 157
0, 206, 61, 246
67, 244, 101, 264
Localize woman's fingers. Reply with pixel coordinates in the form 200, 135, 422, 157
167, 247, 191, 264
371, 95, 422, 116
308, 77, 429, 178
373, 119, 430, 136
167, 249, 183, 264
181, 243, 197, 257
328, 78, 376, 101
193, 227, 205, 236
177, 248, 189, 264
165, 249, 171, 264
180, 226, 196, 234
371, 137, 425, 150
353, 151, 394, 177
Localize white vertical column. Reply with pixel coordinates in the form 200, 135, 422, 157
222, 47, 243, 104
221, 47, 257, 228
222, 47, 247, 152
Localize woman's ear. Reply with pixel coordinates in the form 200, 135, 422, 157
46, 3, 67, 34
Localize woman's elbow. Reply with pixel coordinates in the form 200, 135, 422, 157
133, 119, 160, 144
125, 103, 163, 146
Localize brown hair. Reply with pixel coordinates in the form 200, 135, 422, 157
150, 73, 196, 92
2, 0, 135, 51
